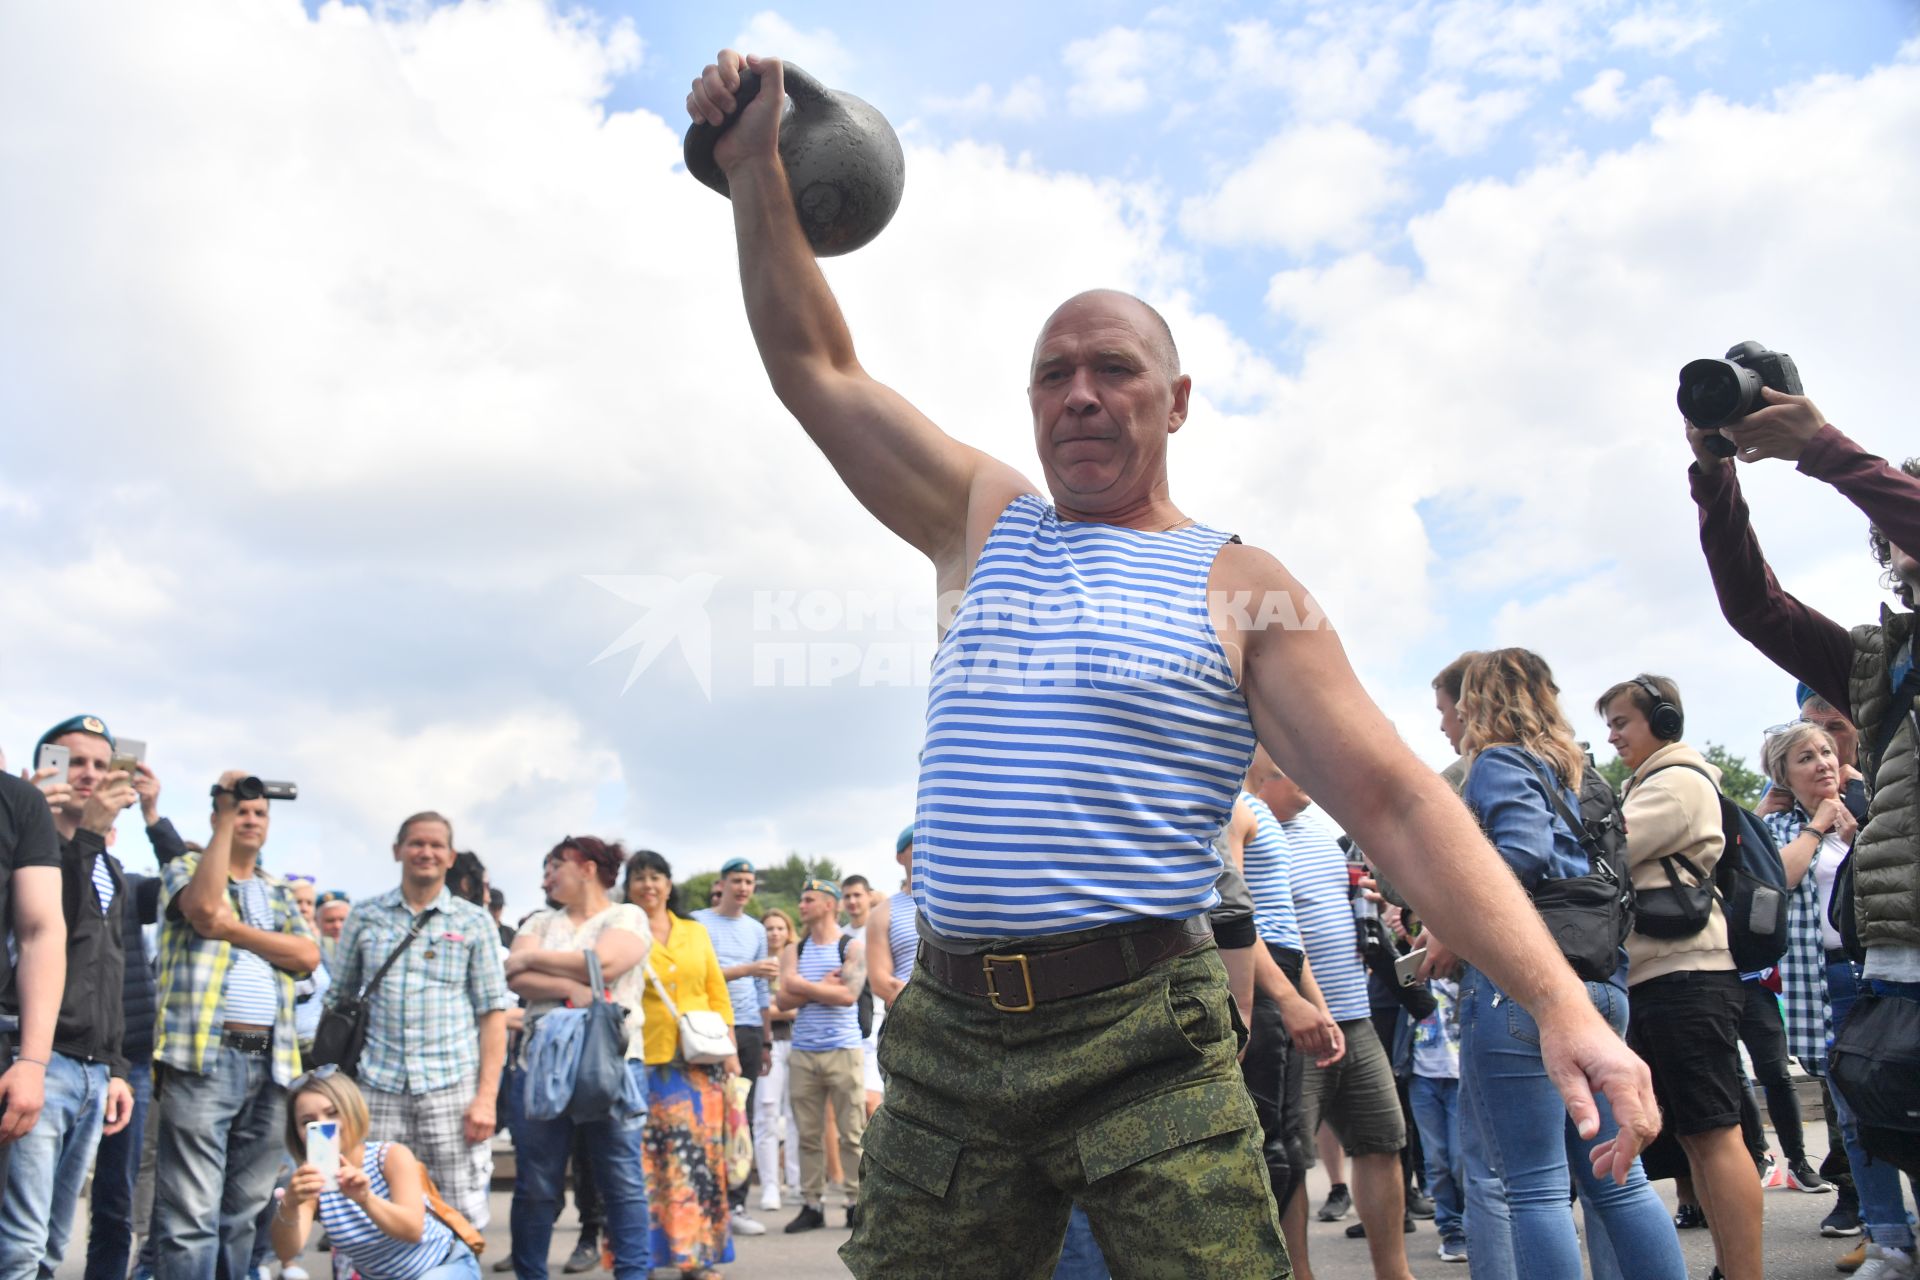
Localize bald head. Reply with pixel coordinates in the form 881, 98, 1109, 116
1031, 290, 1181, 385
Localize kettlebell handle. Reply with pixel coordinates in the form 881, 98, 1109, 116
682, 62, 827, 198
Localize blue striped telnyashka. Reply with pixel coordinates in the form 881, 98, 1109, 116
1240, 793, 1304, 952
913, 494, 1256, 941
1284, 806, 1370, 1023
886, 889, 917, 984
315, 1143, 455, 1280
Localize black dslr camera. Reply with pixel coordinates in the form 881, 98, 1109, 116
211, 777, 299, 802
1676, 341, 1803, 456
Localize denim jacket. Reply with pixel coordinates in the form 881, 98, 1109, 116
1460, 746, 1590, 891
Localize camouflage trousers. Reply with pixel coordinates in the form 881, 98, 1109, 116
840, 941, 1291, 1279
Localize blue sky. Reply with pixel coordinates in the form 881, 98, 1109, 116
4, 0, 1917, 912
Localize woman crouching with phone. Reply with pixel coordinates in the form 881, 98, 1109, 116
270, 1066, 480, 1280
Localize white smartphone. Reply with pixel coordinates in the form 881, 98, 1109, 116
305, 1119, 341, 1190
1394, 947, 1429, 988
108, 737, 146, 776
35, 743, 71, 786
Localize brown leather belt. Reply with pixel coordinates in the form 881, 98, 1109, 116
919, 916, 1213, 1013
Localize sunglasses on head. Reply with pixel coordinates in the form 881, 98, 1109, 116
285, 873, 317, 884
290, 1062, 340, 1092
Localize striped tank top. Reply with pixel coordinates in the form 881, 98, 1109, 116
1240, 793, 1303, 951
886, 890, 917, 984
791, 930, 862, 1052
316, 1143, 455, 1280
1284, 806, 1370, 1023
915, 494, 1256, 940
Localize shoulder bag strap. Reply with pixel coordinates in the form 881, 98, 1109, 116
582, 948, 605, 1004
1514, 754, 1603, 875
644, 960, 683, 1022
359, 907, 437, 1000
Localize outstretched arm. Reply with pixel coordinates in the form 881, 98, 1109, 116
689, 52, 1032, 570
1219, 542, 1657, 1182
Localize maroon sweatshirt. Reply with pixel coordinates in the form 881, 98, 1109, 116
1689, 425, 1920, 718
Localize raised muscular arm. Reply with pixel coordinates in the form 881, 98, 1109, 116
689, 51, 1032, 577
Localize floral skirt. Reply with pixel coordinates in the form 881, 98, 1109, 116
642, 1063, 735, 1270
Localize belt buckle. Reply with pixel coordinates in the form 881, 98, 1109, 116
983, 953, 1035, 1013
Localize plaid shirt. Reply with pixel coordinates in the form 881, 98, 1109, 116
1762, 806, 1834, 1075
326, 886, 508, 1095
155, 855, 317, 1087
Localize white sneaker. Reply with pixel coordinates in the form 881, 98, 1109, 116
758, 1187, 781, 1212
730, 1212, 767, 1237
282, 1268, 311, 1280
1855, 1243, 1918, 1280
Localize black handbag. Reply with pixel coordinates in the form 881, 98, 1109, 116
310, 908, 437, 1076
1830, 990, 1920, 1177
1631, 854, 1718, 940
1517, 756, 1633, 984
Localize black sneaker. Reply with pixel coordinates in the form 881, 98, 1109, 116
1673, 1202, 1708, 1230
1317, 1183, 1352, 1222
1408, 1189, 1436, 1219
1821, 1203, 1864, 1237
1786, 1157, 1832, 1193
785, 1205, 826, 1234
562, 1235, 599, 1274
1344, 1214, 1415, 1238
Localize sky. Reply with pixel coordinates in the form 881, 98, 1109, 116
2, 0, 1916, 915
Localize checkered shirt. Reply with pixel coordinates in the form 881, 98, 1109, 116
155, 854, 317, 1087
1762, 806, 1833, 1075
326, 886, 508, 1095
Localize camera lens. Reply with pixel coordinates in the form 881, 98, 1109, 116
1677, 358, 1756, 429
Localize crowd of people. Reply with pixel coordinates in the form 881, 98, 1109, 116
0, 42, 1915, 1280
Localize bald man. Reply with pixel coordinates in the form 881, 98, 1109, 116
690, 49, 1661, 1279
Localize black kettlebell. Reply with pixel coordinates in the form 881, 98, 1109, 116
683, 63, 905, 257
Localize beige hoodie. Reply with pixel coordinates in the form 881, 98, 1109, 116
1621, 740, 1735, 986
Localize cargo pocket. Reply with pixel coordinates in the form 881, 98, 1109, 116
1078, 1077, 1258, 1185
862, 1107, 963, 1199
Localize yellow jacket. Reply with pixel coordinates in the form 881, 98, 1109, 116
639, 915, 734, 1065
1622, 741, 1733, 986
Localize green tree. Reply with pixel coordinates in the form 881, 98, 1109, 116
681, 870, 719, 914
757, 852, 843, 901
1702, 742, 1765, 809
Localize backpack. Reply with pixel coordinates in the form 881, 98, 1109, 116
797, 933, 873, 1038
1644, 762, 1789, 973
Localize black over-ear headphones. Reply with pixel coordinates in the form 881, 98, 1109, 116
1633, 675, 1684, 741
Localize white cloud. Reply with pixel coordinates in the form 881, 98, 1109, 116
1575, 67, 1677, 119
924, 76, 1046, 121
1402, 80, 1533, 153
731, 10, 855, 87
1429, 0, 1592, 81
1224, 16, 1406, 120
1178, 122, 1411, 254
1064, 26, 1182, 116
1609, 6, 1721, 55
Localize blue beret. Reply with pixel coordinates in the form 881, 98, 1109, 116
36, 715, 114, 755
720, 857, 754, 877
896, 824, 914, 854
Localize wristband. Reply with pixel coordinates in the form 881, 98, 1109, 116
11, 1057, 48, 1069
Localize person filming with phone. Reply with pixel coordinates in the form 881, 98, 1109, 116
1, 716, 138, 1280
270, 1066, 480, 1280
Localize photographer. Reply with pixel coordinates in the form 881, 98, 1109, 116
1686, 398, 1920, 1273
2, 717, 137, 1280
153, 770, 320, 1280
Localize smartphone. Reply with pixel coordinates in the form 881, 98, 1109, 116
35, 744, 71, 786
1394, 947, 1429, 988
108, 737, 147, 776
305, 1119, 341, 1190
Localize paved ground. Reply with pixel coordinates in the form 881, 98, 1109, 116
60, 1117, 1873, 1279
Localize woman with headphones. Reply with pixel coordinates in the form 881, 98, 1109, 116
1599, 674, 1762, 1280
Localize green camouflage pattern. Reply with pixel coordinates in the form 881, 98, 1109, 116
841, 944, 1290, 1278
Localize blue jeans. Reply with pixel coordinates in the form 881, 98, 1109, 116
152, 1050, 287, 1280
421, 1241, 482, 1280
0, 1051, 109, 1280
508, 1063, 651, 1280
1051, 1205, 1112, 1280
1458, 1060, 1514, 1275
84, 1059, 153, 1280
1458, 966, 1685, 1280
1827, 959, 1916, 1251
1409, 1074, 1465, 1245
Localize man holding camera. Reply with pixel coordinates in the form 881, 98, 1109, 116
152, 769, 320, 1280
0, 717, 136, 1280
1685, 386, 1920, 1277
